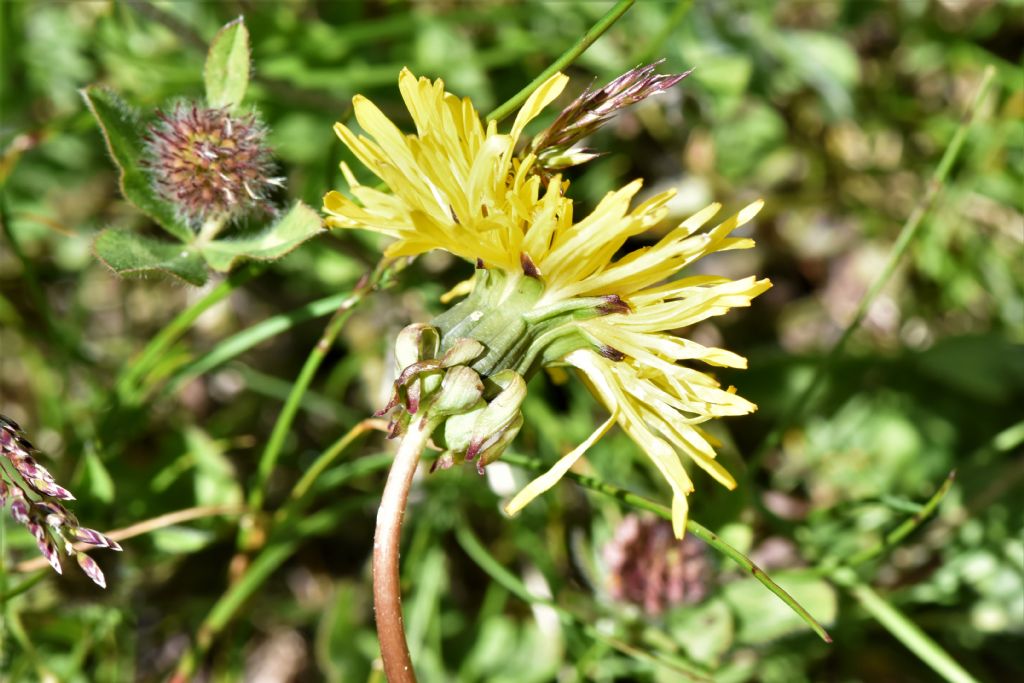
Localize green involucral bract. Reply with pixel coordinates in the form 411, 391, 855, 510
381, 263, 622, 473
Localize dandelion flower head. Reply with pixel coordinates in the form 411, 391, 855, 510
324, 68, 771, 537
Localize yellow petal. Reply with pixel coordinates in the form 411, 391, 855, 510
509, 72, 569, 144
672, 492, 689, 538
504, 412, 616, 517
440, 276, 476, 304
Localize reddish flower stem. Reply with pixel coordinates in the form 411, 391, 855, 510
373, 417, 434, 683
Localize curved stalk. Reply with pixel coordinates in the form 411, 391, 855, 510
373, 417, 435, 683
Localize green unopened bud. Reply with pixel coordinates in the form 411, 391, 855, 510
432, 366, 485, 417
383, 263, 630, 476
395, 323, 439, 370
536, 149, 600, 172
465, 370, 526, 464
474, 413, 523, 470
431, 370, 527, 474
441, 406, 485, 454
439, 338, 486, 368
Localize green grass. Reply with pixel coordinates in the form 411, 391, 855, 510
1, 1, 1022, 681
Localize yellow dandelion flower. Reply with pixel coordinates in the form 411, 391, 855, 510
325, 70, 770, 538
324, 67, 570, 271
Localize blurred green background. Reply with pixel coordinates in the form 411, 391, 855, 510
1, 1, 1022, 681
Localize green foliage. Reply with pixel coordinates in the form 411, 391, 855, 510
80, 16, 322, 286
81, 86, 192, 242
94, 229, 208, 285
199, 201, 324, 273
1, 1, 1021, 682
203, 17, 250, 111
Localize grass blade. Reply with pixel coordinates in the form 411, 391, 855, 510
834, 569, 980, 683
501, 452, 833, 643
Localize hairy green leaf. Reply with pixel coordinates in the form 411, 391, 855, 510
94, 229, 208, 286
200, 201, 324, 272
80, 87, 192, 242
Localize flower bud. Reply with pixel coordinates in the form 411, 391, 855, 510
431, 366, 485, 417
76, 553, 107, 589
29, 521, 62, 574
28, 476, 75, 500
439, 338, 486, 368
69, 526, 123, 551
381, 324, 528, 475
394, 323, 439, 371
465, 370, 527, 463
472, 413, 523, 471
527, 61, 690, 176
10, 494, 30, 525
433, 370, 526, 474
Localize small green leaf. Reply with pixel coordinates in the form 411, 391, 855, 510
200, 201, 324, 272
185, 426, 243, 508
82, 446, 115, 504
205, 17, 251, 110
94, 229, 208, 286
80, 86, 192, 242
150, 526, 217, 555
667, 598, 735, 666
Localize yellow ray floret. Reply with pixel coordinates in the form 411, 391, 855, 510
503, 201, 771, 537
324, 68, 570, 271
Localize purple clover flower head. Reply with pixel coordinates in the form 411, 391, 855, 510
1, 414, 119, 588
603, 514, 710, 615
144, 103, 284, 227
527, 60, 691, 175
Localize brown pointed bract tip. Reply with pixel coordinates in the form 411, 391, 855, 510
598, 345, 626, 362
529, 60, 692, 172
520, 252, 541, 278
598, 294, 631, 315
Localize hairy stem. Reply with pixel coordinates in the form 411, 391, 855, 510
373, 417, 435, 683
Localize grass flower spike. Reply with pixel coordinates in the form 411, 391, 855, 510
1, 415, 122, 588
325, 68, 770, 539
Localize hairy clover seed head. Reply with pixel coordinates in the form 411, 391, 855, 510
144, 103, 283, 226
